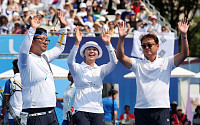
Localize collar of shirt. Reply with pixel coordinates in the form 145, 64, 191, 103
81, 61, 98, 68
143, 54, 159, 63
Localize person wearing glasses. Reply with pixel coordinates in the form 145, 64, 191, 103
18, 11, 68, 125
116, 18, 190, 125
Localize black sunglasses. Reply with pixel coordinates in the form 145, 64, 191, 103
141, 43, 157, 49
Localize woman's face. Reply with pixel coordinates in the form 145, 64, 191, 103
83, 47, 99, 61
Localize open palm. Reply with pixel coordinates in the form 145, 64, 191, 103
118, 22, 129, 38
178, 18, 190, 35
31, 14, 41, 29
75, 26, 82, 44
102, 29, 111, 45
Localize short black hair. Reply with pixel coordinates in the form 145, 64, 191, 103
140, 34, 159, 44
34, 28, 47, 38
12, 59, 19, 71
108, 89, 118, 96
124, 105, 130, 109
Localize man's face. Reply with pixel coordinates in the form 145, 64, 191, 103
32, 35, 49, 53
141, 38, 159, 58
125, 107, 130, 114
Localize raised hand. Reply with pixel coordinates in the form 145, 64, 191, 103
75, 26, 82, 46
57, 10, 68, 28
102, 29, 111, 46
31, 14, 42, 29
118, 21, 129, 39
178, 17, 190, 36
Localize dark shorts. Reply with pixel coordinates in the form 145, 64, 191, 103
22, 107, 58, 125
73, 111, 104, 125
134, 108, 170, 125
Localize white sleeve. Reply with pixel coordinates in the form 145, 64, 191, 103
67, 45, 79, 76
18, 27, 36, 68
44, 27, 67, 62
100, 44, 118, 78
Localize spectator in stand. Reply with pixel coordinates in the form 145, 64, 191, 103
137, 20, 148, 32
171, 106, 189, 125
12, 22, 21, 34
29, 0, 44, 14
161, 25, 170, 33
127, 11, 137, 32
136, 3, 149, 21
147, 15, 161, 33
93, 2, 103, 20
66, 9, 75, 26
113, 10, 123, 28
121, 6, 132, 21
131, 0, 141, 15
63, 2, 73, 19
98, 16, 109, 30
82, 7, 96, 23
0, 15, 12, 34
76, 3, 87, 17
15, 24, 28, 34
93, 21, 101, 36
108, 21, 118, 37
83, 24, 95, 37
38, 10, 47, 26
100, 10, 109, 22
103, 89, 118, 125
120, 105, 135, 123
105, 0, 120, 15
6, 0, 20, 20
193, 106, 200, 125
46, 7, 56, 26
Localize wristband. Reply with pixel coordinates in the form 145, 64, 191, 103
181, 36, 187, 39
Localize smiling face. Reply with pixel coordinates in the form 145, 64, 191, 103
141, 38, 159, 59
31, 35, 49, 55
83, 47, 99, 61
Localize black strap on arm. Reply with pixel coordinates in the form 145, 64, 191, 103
42, 54, 53, 74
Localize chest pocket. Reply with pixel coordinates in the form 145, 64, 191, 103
79, 67, 102, 88
10, 78, 22, 96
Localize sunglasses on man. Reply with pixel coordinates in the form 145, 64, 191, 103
141, 43, 157, 49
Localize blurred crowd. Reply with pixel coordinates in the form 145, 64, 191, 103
0, 0, 171, 36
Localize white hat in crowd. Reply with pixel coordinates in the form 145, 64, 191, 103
151, 15, 157, 20
100, 10, 108, 16
115, 10, 121, 15
98, 16, 106, 22
80, 3, 87, 8
80, 41, 103, 58
23, 7, 29, 12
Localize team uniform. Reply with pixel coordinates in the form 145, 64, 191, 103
130, 56, 176, 125
67, 42, 118, 125
18, 27, 67, 125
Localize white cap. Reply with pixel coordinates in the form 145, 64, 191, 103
13, 12, 20, 16
100, 10, 108, 16
23, 7, 29, 12
80, 41, 102, 58
115, 10, 121, 15
80, 3, 86, 8
99, 16, 106, 22
140, 3, 145, 7
151, 15, 157, 20
177, 106, 182, 111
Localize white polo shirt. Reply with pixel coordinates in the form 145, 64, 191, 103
67, 44, 118, 113
18, 27, 67, 109
130, 56, 176, 108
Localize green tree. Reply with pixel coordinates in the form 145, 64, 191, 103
150, 0, 200, 57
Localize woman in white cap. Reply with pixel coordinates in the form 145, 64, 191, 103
67, 26, 118, 125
